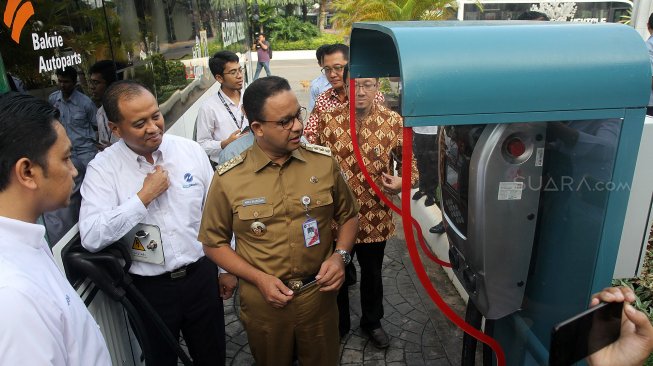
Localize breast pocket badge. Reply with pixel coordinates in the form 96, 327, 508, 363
119, 223, 165, 265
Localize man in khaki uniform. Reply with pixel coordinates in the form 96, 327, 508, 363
199, 76, 359, 366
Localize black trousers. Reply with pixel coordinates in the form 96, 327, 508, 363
412, 133, 439, 195
338, 241, 387, 334
132, 257, 226, 366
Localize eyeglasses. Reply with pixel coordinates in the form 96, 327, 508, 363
355, 82, 377, 92
224, 67, 244, 77
321, 65, 347, 75
259, 107, 307, 130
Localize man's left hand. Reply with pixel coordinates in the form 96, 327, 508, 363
315, 254, 345, 292
381, 172, 402, 195
218, 273, 238, 300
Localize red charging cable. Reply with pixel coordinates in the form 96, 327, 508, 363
348, 80, 506, 366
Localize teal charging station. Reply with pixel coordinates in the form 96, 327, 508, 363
349, 21, 650, 364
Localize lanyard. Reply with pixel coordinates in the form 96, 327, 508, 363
217, 91, 244, 130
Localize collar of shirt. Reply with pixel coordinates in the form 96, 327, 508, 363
116, 136, 166, 167
52, 89, 84, 107
217, 88, 243, 108
0, 216, 46, 252
249, 141, 306, 173
326, 87, 346, 104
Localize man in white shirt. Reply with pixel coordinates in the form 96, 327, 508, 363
80, 81, 226, 366
0, 92, 111, 366
196, 51, 249, 165
308, 44, 332, 112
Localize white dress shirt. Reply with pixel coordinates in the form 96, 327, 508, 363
0, 216, 111, 366
80, 135, 214, 276
195, 88, 248, 163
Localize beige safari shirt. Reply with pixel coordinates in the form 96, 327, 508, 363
199, 142, 359, 281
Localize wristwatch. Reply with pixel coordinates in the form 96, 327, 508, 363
334, 249, 352, 265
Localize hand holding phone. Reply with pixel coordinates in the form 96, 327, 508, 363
549, 301, 622, 366
586, 286, 653, 366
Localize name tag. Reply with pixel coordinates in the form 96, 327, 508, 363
243, 197, 266, 206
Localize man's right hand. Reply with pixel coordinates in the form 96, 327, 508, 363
137, 166, 170, 206
587, 286, 653, 366
255, 273, 294, 308
221, 130, 244, 149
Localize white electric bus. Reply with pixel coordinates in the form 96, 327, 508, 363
456, 0, 632, 22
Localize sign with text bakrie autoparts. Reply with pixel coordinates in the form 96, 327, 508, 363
32, 31, 82, 73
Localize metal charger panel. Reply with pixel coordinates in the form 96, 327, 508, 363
444, 123, 546, 319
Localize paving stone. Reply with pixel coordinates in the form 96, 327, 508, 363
345, 334, 367, 351
363, 344, 387, 360
405, 309, 429, 324
386, 348, 404, 363
230, 331, 249, 346
363, 360, 387, 366
401, 318, 426, 333
384, 322, 402, 337
405, 352, 426, 366
422, 345, 446, 359
404, 341, 421, 353
341, 348, 364, 364
395, 302, 414, 315
386, 293, 406, 306
426, 357, 453, 365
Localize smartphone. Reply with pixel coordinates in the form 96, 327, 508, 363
549, 301, 622, 366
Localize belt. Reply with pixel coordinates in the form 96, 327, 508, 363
283, 274, 318, 293
141, 257, 206, 280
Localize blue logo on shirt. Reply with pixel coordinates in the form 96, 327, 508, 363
65, 294, 71, 306
183, 173, 198, 188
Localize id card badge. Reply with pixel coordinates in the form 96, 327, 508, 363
119, 223, 165, 265
302, 218, 321, 247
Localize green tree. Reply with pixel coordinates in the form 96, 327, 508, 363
331, 0, 459, 36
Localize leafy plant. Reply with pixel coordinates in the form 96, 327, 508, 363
272, 33, 343, 51
267, 16, 318, 42
331, 0, 458, 37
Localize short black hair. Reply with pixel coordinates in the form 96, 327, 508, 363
516, 11, 550, 20
243, 76, 291, 123
55, 66, 78, 82
323, 43, 349, 62
0, 92, 60, 191
89, 60, 126, 86
102, 80, 150, 123
209, 51, 240, 77
648, 12, 653, 29
316, 44, 330, 65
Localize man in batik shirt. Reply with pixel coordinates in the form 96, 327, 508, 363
315, 77, 417, 348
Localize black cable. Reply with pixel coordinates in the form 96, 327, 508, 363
123, 282, 194, 366
462, 301, 483, 366
120, 297, 153, 364
483, 319, 495, 366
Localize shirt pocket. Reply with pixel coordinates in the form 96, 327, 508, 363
295, 191, 334, 222
72, 112, 90, 129
235, 203, 275, 243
